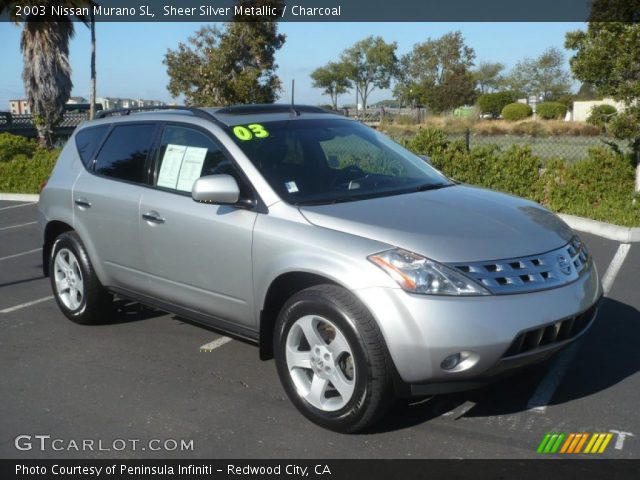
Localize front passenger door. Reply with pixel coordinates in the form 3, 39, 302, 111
139, 125, 257, 331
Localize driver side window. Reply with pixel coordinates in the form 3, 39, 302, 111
154, 125, 235, 193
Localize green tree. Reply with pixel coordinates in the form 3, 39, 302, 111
394, 31, 476, 113
310, 62, 351, 110
164, 0, 285, 105
1, 0, 93, 147
476, 91, 517, 117
576, 82, 600, 100
340, 36, 398, 111
473, 61, 505, 94
505, 47, 572, 101
566, 19, 640, 191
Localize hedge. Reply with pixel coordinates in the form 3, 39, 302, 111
535, 102, 568, 120
0, 132, 38, 163
501, 102, 533, 121
0, 148, 59, 193
406, 127, 640, 226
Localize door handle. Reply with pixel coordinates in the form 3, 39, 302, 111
74, 198, 92, 208
142, 211, 165, 224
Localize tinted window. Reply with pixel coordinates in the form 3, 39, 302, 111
155, 126, 235, 193
94, 124, 156, 183
75, 125, 109, 167
225, 119, 451, 205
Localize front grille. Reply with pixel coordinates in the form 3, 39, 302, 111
503, 303, 598, 357
451, 236, 590, 295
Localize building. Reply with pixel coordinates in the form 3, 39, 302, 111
9, 99, 30, 115
572, 98, 627, 122
95, 97, 166, 111
66, 96, 87, 104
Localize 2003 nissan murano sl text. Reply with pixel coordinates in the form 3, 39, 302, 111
38, 105, 602, 432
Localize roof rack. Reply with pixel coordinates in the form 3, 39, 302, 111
94, 105, 215, 120
215, 104, 328, 115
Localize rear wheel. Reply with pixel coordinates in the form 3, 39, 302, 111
274, 284, 393, 433
50, 232, 113, 324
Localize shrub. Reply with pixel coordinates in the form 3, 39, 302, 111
541, 148, 639, 226
587, 104, 618, 131
0, 147, 59, 193
501, 103, 533, 121
536, 102, 568, 120
405, 127, 451, 157
477, 92, 517, 118
404, 127, 640, 226
0, 132, 37, 163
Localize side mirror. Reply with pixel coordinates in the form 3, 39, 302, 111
192, 174, 240, 204
418, 154, 432, 165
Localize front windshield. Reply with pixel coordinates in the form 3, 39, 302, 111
225, 118, 452, 205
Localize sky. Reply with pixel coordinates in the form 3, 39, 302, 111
0, 22, 586, 109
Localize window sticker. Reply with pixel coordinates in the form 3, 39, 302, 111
233, 124, 269, 141
157, 144, 187, 189
176, 146, 208, 192
284, 181, 299, 193
157, 144, 208, 192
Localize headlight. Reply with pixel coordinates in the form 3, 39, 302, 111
368, 248, 490, 296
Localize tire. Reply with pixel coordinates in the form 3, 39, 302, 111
274, 284, 393, 433
49, 231, 113, 324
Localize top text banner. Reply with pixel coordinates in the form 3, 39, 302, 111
1, 0, 637, 22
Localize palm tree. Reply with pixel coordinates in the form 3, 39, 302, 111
0, 1, 93, 147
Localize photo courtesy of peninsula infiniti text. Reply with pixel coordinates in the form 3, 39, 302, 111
38, 104, 602, 432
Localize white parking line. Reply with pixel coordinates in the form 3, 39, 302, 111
0, 248, 42, 262
0, 202, 36, 211
199, 336, 233, 351
601, 243, 631, 295
0, 296, 54, 314
526, 243, 631, 413
0, 221, 37, 231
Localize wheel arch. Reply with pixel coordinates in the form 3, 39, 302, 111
259, 271, 341, 360
43, 220, 74, 277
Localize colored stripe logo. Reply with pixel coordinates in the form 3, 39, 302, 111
537, 432, 613, 454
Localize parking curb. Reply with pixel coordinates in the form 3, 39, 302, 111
559, 213, 640, 243
1, 192, 639, 243
0, 193, 39, 202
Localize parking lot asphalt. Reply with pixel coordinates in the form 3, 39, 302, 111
0, 199, 638, 459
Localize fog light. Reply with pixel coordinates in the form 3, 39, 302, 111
441, 353, 462, 370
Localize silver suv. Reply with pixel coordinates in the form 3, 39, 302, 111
38, 105, 601, 432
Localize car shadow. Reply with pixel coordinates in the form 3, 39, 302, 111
369, 297, 639, 433
102, 298, 167, 324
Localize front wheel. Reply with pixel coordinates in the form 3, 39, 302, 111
274, 284, 393, 433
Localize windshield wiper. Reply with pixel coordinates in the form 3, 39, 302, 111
414, 182, 453, 192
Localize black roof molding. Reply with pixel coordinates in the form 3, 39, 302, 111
95, 105, 215, 121
215, 104, 328, 115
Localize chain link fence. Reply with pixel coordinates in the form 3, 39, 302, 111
339, 108, 631, 163
445, 131, 630, 163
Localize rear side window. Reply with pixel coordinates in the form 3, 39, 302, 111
75, 125, 109, 167
94, 124, 157, 183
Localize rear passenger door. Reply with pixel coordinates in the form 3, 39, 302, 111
73, 123, 158, 290
139, 124, 257, 331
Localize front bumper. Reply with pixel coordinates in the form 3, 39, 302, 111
354, 260, 601, 392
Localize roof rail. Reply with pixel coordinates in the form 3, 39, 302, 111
94, 105, 215, 121
215, 104, 328, 115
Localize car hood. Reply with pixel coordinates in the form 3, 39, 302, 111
298, 185, 574, 263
